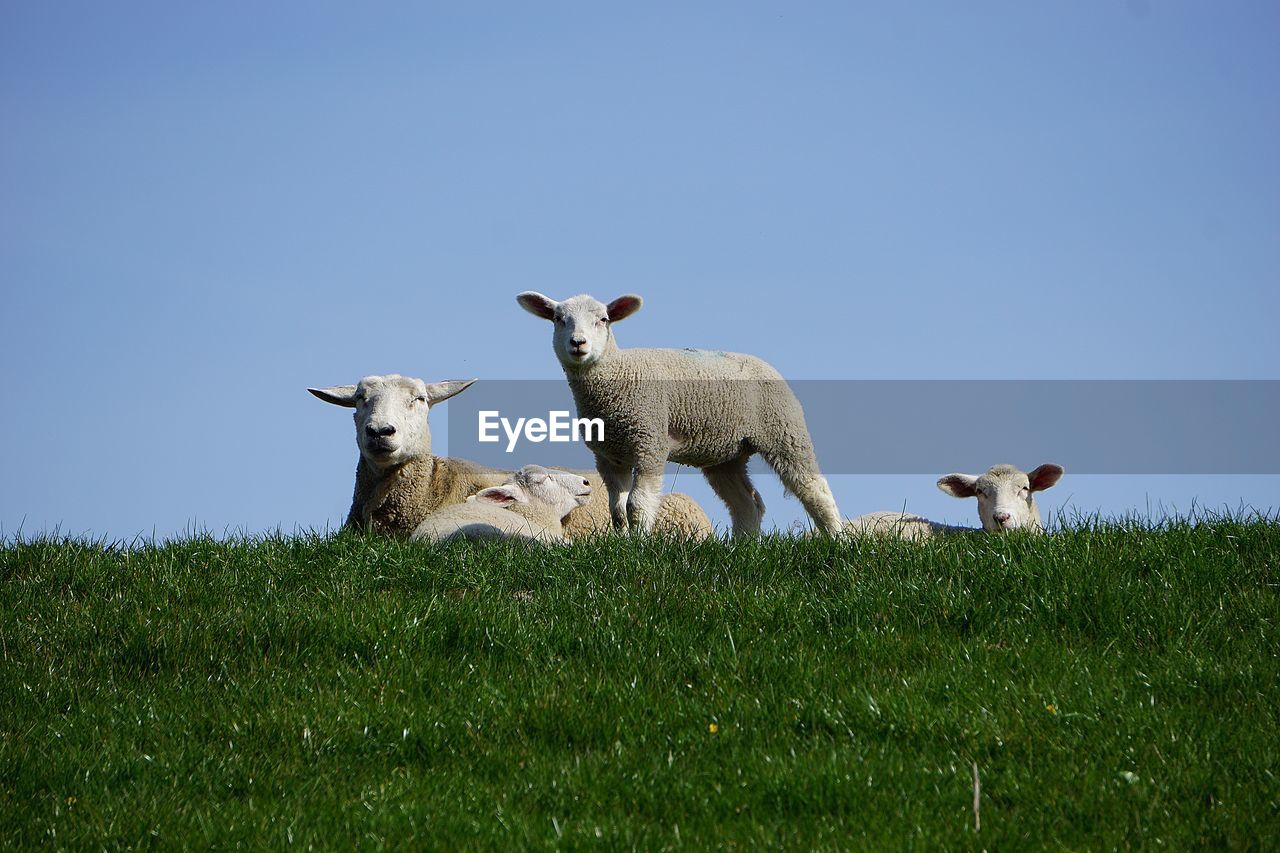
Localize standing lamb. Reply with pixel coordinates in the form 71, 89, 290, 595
412, 465, 592, 543
516, 292, 845, 537
309, 373, 712, 539
845, 463, 1064, 538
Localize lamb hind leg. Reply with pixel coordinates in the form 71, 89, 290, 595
760, 444, 843, 537
702, 454, 765, 537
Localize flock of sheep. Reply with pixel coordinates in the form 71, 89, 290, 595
310, 292, 1064, 543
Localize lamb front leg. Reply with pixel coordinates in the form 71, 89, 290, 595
627, 464, 666, 535
595, 457, 634, 533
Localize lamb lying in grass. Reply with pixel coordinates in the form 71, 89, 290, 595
845, 463, 1065, 539
412, 465, 592, 543
309, 373, 712, 540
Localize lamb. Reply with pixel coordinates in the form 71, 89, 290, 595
411, 465, 592, 543
516, 292, 845, 537
845, 463, 1065, 539
309, 373, 713, 540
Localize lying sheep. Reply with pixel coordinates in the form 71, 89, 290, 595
309, 374, 506, 534
841, 512, 959, 541
412, 465, 591, 543
845, 463, 1065, 538
309, 373, 712, 540
517, 292, 845, 537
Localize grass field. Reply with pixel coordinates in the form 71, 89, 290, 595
2, 517, 1278, 848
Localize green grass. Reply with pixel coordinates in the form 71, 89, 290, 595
2, 518, 1278, 848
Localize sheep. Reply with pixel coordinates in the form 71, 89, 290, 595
937, 463, 1064, 531
309, 374, 507, 535
841, 511, 959, 541
845, 463, 1065, 538
516, 292, 845, 537
309, 373, 713, 540
411, 465, 592, 543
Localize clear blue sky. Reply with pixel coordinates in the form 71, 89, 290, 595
2, 2, 1277, 540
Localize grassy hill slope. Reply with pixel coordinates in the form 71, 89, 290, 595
3, 519, 1277, 847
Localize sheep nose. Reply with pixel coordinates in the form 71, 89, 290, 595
993, 511, 1012, 525
365, 423, 396, 438
570, 336, 587, 348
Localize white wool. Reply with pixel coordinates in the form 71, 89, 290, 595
309, 373, 712, 539
517, 292, 843, 537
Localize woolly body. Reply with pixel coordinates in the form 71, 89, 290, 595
310, 374, 712, 540
412, 465, 591, 543
517, 292, 843, 537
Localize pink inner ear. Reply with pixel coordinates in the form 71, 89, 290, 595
475, 488, 516, 506
517, 292, 556, 320
607, 295, 642, 322
1029, 464, 1064, 492
938, 475, 978, 498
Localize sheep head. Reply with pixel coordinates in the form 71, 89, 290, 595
937, 463, 1064, 532
309, 374, 475, 470
516, 292, 643, 370
473, 464, 593, 521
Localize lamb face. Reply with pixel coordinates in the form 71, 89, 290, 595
473, 464, 593, 521
516, 291, 642, 370
308, 374, 475, 471
937, 463, 1064, 532
521, 466, 594, 519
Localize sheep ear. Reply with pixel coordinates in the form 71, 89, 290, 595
606, 294, 643, 323
474, 485, 526, 507
308, 385, 358, 407
517, 291, 558, 320
423, 379, 475, 406
521, 466, 550, 484
937, 473, 979, 498
1028, 463, 1064, 492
